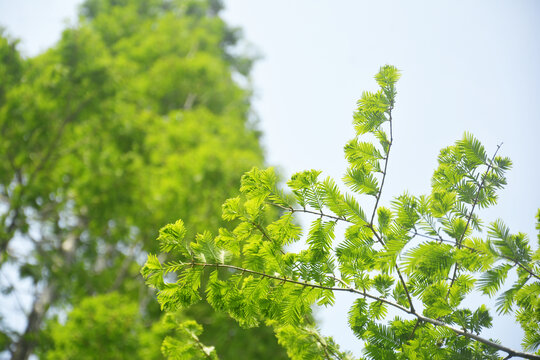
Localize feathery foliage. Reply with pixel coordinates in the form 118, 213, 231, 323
143, 65, 540, 359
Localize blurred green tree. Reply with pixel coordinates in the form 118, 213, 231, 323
0, 0, 287, 358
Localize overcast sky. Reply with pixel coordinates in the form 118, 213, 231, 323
1, 0, 539, 356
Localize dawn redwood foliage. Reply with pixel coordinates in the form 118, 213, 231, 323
143, 66, 540, 359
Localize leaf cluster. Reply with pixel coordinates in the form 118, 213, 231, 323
143, 65, 540, 359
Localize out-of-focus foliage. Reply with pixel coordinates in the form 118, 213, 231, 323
42, 293, 144, 360
0, 0, 288, 358
143, 66, 540, 359
42, 293, 225, 360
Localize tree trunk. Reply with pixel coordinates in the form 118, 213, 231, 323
11, 231, 79, 359
11, 285, 55, 360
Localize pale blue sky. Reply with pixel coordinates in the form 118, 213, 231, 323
1, 0, 539, 356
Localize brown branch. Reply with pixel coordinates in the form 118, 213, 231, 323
182, 262, 540, 359
355, 106, 417, 313
414, 313, 539, 360
411, 230, 452, 245
514, 261, 540, 282
270, 176, 417, 312
186, 261, 411, 312
269, 203, 351, 223
408, 319, 421, 341
395, 266, 415, 313
181, 262, 540, 359
251, 221, 273, 243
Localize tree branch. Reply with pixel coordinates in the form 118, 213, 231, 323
186, 328, 214, 360
411, 230, 540, 282
458, 143, 502, 249
269, 203, 351, 223
11, 284, 57, 360
369, 225, 415, 313
408, 319, 421, 341
0, 270, 29, 317
179, 262, 540, 359
109, 244, 139, 292
305, 327, 342, 360
356, 106, 418, 313
369, 106, 393, 227
514, 260, 540, 282
447, 144, 503, 300
271, 201, 419, 312
1, 97, 92, 257
416, 213, 445, 243
186, 261, 411, 313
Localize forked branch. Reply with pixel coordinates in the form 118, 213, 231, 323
176, 262, 540, 360
447, 144, 503, 300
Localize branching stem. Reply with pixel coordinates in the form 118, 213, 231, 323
446, 144, 503, 300
369, 106, 393, 226
187, 330, 213, 360
269, 203, 351, 223
182, 262, 540, 360
411, 230, 540, 282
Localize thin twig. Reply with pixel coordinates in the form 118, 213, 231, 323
306, 327, 342, 360
187, 329, 214, 360
369, 106, 393, 226
458, 143, 502, 249
408, 319, 421, 341
446, 144, 503, 300
412, 230, 540, 282
269, 203, 351, 223
369, 224, 415, 313
0, 271, 29, 316
417, 213, 445, 243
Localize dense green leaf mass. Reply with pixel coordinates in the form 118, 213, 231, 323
144, 65, 540, 359
40, 293, 281, 360
0, 0, 289, 358
41, 293, 145, 360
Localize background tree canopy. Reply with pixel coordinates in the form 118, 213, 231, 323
0, 0, 287, 358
